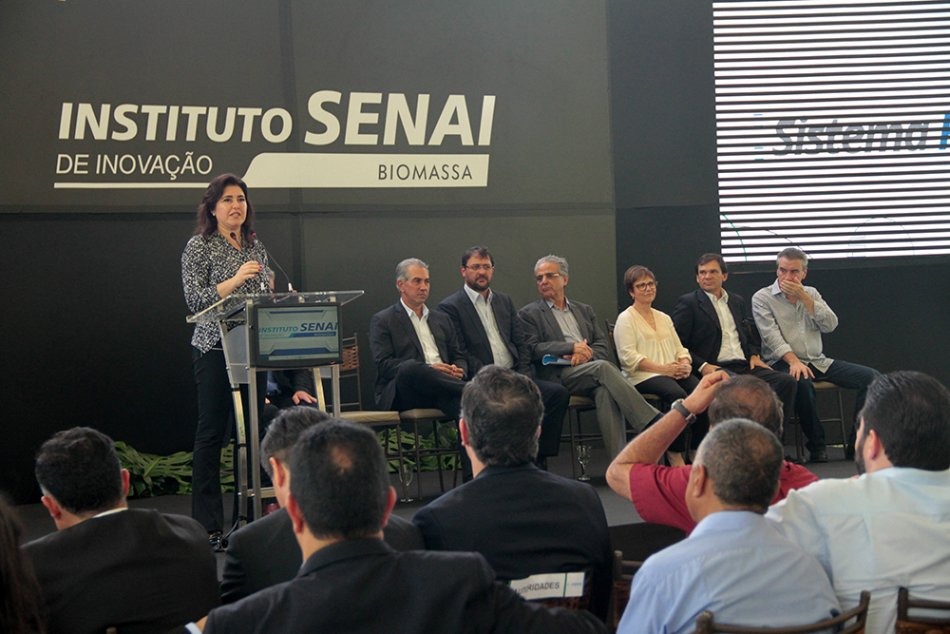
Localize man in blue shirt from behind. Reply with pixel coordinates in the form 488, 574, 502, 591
617, 418, 839, 633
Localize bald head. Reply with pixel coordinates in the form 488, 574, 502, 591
708, 375, 783, 438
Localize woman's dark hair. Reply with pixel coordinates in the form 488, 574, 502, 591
0, 496, 46, 634
194, 173, 256, 245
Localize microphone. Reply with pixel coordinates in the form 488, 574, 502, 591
232, 231, 273, 292
266, 247, 295, 292
249, 232, 294, 292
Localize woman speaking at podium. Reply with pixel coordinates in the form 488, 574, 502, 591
181, 173, 271, 550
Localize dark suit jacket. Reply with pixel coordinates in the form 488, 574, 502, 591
412, 463, 612, 620
265, 369, 317, 410
220, 508, 425, 603
24, 508, 220, 634
270, 369, 315, 396
518, 298, 612, 383
369, 301, 468, 409
205, 538, 606, 633
671, 289, 762, 374
437, 287, 531, 374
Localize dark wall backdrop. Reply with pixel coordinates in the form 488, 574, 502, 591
0, 0, 616, 502
3, 0, 947, 503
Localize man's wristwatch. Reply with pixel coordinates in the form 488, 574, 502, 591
670, 398, 697, 425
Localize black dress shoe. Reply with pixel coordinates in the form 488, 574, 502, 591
208, 530, 227, 553
808, 448, 829, 463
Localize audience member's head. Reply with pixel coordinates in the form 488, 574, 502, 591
0, 496, 45, 634
857, 371, 950, 473
261, 407, 332, 507
689, 418, 783, 519
261, 407, 332, 476
708, 375, 783, 437
289, 419, 391, 541
35, 427, 126, 528
460, 365, 543, 468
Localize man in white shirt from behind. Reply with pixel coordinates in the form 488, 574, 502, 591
767, 370, 950, 634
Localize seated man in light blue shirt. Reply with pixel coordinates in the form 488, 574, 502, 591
752, 247, 879, 463
617, 418, 839, 634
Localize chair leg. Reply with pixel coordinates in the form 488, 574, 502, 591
412, 420, 424, 501
392, 425, 411, 501
569, 410, 579, 479
432, 419, 446, 493
836, 389, 848, 450
794, 417, 804, 462
451, 420, 460, 488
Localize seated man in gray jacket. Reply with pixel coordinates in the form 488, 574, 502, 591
519, 254, 658, 458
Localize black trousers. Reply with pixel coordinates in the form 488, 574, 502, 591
535, 378, 569, 458
637, 375, 707, 451
191, 347, 266, 533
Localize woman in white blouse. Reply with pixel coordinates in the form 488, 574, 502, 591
614, 265, 703, 464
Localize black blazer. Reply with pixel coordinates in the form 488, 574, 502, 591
671, 288, 762, 374
437, 287, 531, 375
205, 539, 607, 633
412, 463, 613, 621
220, 508, 425, 604
24, 509, 220, 634
369, 302, 468, 409
518, 298, 612, 383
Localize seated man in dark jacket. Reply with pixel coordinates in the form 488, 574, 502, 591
220, 406, 423, 603
413, 366, 613, 620
198, 419, 606, 634
25, 426, 219, 634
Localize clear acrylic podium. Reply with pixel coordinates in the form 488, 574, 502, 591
187, 290, 364, 523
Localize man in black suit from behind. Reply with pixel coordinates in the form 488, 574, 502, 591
413, 366, 612, 621
220, 406, 423, 603
24, 426, 219, 634
671, 253, 797, 437
438, 246, 569, 467
198, 419, 607, 633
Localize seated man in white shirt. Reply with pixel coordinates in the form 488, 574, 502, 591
437, 246, 569, 469
369, 258, 468, 418
767, 370, 950, 633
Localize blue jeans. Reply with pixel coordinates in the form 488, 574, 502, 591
772, 358, 880, 452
